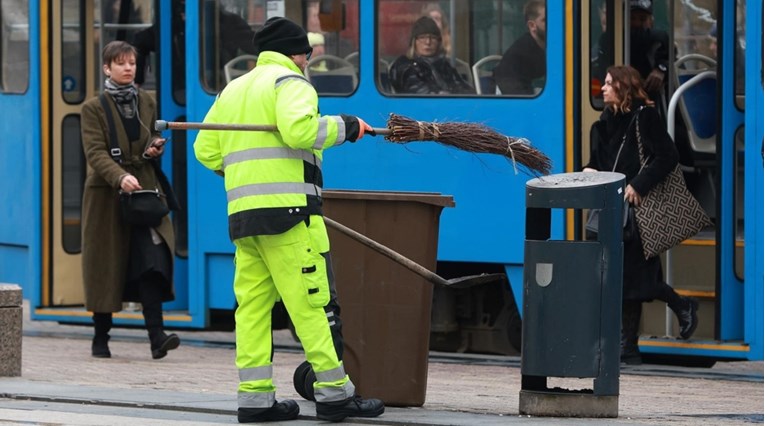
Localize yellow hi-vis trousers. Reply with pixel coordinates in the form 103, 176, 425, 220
233, 215, 355, 409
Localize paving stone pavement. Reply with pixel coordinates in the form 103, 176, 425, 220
0, 303, 762, 425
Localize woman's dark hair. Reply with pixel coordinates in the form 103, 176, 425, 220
606, 65, 653, 112
102, 40, 137, 66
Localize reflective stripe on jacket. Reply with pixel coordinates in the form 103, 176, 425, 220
194, 51, 347, 239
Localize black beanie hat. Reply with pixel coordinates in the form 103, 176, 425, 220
253, 17, 312, 56
410, 16, 441, 41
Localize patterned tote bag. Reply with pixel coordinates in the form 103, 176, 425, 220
633, 109, 713, 259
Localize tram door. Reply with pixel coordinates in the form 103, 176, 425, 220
579, 0, 728, 339
45, 0, 155, 307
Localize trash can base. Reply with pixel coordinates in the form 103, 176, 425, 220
519, 390, 618, 418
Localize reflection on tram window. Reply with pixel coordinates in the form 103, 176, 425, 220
133, 0, 186, 104
93, 0, 152, 94
0, 0, 30, 94
377, 0, 548, 97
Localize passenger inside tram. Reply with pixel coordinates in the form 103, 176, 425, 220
493, 0, 547, 95
388, 16, 473, 95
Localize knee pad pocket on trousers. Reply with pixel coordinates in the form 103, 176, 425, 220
301, 251, 330, 308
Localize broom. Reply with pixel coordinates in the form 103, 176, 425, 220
157, 114, 551, 175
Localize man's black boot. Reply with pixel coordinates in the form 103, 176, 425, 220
238, 400, 299, 423
675, 297, 699, 340
92, 313, 112, 358
316, 396, 385, 422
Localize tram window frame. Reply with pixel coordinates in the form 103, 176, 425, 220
0, 0, 31, 94
61, 114, 85, 254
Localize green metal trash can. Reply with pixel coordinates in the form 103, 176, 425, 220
519, 172, 624, 418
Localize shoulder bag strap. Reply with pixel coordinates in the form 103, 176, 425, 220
99, 94, 123, 164
633, 106, 648, 168
611, 108, 641, 172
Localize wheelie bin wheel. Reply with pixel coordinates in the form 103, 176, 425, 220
292, 360, 317, 401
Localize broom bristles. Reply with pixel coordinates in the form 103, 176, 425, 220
385, 114, 551, 176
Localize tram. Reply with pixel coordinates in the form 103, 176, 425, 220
0, 0, 760, 364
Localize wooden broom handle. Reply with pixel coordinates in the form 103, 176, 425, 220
155, 120, 391, 136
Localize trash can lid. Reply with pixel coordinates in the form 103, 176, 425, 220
323, 190, 455, 207
526, 172, 625, 189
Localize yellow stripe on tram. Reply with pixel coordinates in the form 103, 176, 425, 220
34, 308, 193, 322
640, 340, 750, 352
40, 1, 51, 307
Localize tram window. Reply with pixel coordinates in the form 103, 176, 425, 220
199, 0, 260, 93
734, 0, 745, 109
133, 0, 185, 104
93, 0, 153, 95
199, 1, 360, 95
378, 0, 546, 97
0, 0, 30, 94
733, 126, 744, 280
171, 126, 188, 258
62, 115, 85, 254
590, 0, 611, 109
62, 0, 86, 104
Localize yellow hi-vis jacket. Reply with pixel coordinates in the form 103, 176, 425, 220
194, 51, 349, 240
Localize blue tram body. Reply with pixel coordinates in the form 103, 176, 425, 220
0, 0, 760, 363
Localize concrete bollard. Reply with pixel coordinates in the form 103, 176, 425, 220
0, 283, 22, 377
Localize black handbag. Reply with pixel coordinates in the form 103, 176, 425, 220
119, 189, 169, 227
585, 201, 637, 242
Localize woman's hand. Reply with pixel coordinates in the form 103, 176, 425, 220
120, 174, 142, 192
583, 167, 598, 172
625, 184, 642, 206
143, 138, 166, 159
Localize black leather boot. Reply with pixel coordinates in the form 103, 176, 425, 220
92, 312, 112, 358
148, 328, 181, 359
621, 301, 642, 365
142, 298, 180, 359
316, 395, 385, 422
673, 297, 699, 340
237, 400, 300, 423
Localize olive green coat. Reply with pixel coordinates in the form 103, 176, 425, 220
80, 91, 175, 313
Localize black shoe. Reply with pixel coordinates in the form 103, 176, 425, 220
238, 400, 299, 423
91, 336, 111, 358
151, 333, 180, 359
316, 395, 385, 422
677, 298, 699, 340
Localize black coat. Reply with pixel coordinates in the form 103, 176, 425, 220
493, 32, 546, 95
389, 54, 474, 94
585, 104, 678, 301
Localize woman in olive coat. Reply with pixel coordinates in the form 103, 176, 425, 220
81, 40, 179, 359
583, 65, 699, 365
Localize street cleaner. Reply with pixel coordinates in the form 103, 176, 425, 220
193, 16, 384, 424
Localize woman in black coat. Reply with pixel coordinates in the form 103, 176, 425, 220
389, 16, 473, 95
583, 65, 698, 364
